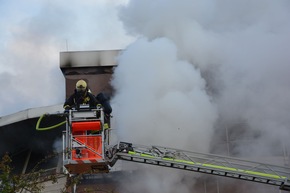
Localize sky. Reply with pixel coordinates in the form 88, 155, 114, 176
0, 0, 133, 116
1, 0, 290, 192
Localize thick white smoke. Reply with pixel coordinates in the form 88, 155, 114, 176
115, 0, 290, 159
111, 0, 290, 192
112, 37, 217, 152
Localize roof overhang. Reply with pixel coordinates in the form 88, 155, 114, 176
0, 104, 63, 127
60, 50, 121, 68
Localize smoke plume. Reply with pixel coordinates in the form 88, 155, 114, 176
111, 0, 290, 192
112, 37, 217, 152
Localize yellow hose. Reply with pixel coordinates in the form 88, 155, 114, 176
36, 114, 66, 131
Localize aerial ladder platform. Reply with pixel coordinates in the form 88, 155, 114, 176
56, 108, 290, 191
62, 106, 111, 174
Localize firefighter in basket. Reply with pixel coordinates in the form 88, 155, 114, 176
63, 79, 112, 116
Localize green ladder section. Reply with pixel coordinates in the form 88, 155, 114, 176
115, 142, 290, 191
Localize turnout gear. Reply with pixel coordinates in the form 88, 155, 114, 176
63, 80, 98, 110
63, 79, 112, 129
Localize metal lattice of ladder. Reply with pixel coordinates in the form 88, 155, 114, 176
114, 142, 290, 191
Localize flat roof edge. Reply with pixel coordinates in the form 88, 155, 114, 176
60, 49, 121, 68
0, 104, 63, 127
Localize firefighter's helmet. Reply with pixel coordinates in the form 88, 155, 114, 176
76, 80, 87, 92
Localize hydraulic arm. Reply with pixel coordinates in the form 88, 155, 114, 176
110, 142, 290, 191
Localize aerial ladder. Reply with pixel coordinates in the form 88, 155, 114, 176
114, 142, 290, 191
60, 108, 290, 191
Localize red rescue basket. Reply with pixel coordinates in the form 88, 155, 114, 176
62, 108, 111, 174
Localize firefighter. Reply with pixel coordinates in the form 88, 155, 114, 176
96, 92, 112, 115
96, 92, 112, 128
63, 79, 98, 111
63, 79, 112, 115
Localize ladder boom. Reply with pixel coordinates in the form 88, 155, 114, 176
113, 142, 290, 191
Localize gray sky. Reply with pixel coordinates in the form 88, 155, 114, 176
0, 0, 133, 116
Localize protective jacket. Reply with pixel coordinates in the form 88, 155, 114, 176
63, 89, 98, 109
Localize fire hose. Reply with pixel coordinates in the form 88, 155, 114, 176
36, 113, 66, 131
